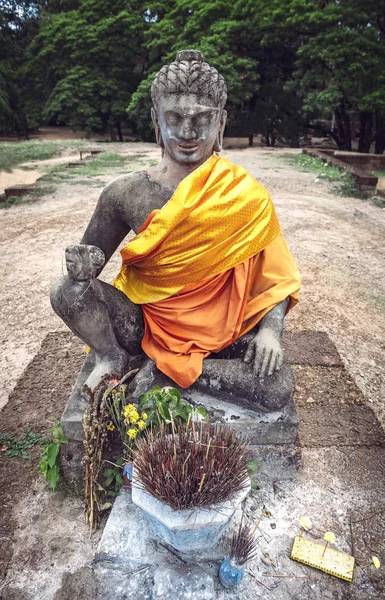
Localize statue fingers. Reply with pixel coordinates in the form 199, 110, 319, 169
244, 340, 255, 364
268, 351, 279, 376
276, 352, 284, 372
254, 346, 265, 375
259, 348, 272, 380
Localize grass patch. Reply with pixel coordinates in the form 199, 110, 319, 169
283, 153, 362, 198
364, 294, 385, 310
371, 170, 385, 178
0, 185, 56, 209
0, 429, 47, 460
0, 140, 87, 172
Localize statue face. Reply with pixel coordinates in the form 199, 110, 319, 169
153, 93, 226, 165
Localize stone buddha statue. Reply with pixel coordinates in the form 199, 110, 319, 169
51, 49, 300, 412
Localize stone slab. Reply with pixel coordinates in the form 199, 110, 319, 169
183, 389, 299, 445
61, 350, 95, 442
96, 488, 233, 566
297, 404, 385, 447
282, 330, 343, 367
302, 148, 378, 191
4, 183, 34, 198
293, 365, 364, 406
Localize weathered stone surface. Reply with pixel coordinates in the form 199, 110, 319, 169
53, 567, 96, 600
376, 177, 385, 199
184, 389, 299, 445
61, 350, 95, 443
153, 566, 215, 600
4, 183, 34, 198
334, 150, 385, 171
302, 148, 378, 192
282, 330, 343, 367
293, 365, 364, 406
298, 404, 385, 447
97, 488, 232, 565
94, 563, 153, 600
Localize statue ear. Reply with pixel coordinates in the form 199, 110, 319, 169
151, 108, 164, 148
213, 110, 227, 152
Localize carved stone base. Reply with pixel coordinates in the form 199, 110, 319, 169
60, 351, 298, 481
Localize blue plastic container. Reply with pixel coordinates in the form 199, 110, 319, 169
219, 556, 245, 587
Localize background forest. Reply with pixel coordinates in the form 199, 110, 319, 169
1, 0, 385, 152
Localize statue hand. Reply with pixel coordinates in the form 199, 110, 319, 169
65, 244, 105, 281
244, 329, 284, 380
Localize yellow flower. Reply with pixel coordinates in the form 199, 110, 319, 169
138, 420, 146, 431
324, 532, 336, 543
141, 413, 148, 420
127, 428, 138, 440
371, 556, 381, 569
123, 404, 140, 424
300, 517, 312, 529
106, 423, 115, 431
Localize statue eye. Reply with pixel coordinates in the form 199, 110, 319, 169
166, 113, 182, 125
194, 114, 211, 126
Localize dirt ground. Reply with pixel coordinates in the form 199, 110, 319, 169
0, 142, 385, 599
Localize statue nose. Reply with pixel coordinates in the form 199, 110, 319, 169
181, 120, 196, 139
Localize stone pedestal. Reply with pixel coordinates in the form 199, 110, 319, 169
60, 351, 299, 481
60, 329, 344, 480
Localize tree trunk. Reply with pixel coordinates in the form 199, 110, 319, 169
358, 111, 373, 153
109, 127, 117, 142
332, 106, 352, 151
116, 121, 123, 143
248, 133, 254, 147
265, 131, 270, 147
375, 111, 385, 155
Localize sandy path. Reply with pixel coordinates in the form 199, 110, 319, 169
0, 143, 384, 428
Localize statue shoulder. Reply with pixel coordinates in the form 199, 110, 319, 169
100, 171, 151, 205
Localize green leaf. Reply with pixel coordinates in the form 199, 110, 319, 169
105, 476, 114, 487
195, 407, 207, 418
168, 389, 181, 407
47, 465, 60, 490
138, 393, 149, 408
115, 473, 124, 487
156, 400, 171, 423
248, 460, 260, 471
173, 404, 189, 422
250, 480, 258, 490
46, 443, 60, 468
39, 460, 48, 476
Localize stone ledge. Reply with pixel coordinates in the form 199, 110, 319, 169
302, 148, 378, 192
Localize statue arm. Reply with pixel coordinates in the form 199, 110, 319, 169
64, 184, 132, 282
81, 187, 131, 268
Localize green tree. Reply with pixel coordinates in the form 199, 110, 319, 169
0, 1, 41, 135
26, 0, 148, 139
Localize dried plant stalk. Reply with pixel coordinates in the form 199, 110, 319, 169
83, 376, 112, 531
133, 421, 250, 510
229, 523, 259, 565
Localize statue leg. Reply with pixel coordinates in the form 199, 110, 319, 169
195, 358, 294, 412
50, 275, 144, 390
193, 331, 294, 412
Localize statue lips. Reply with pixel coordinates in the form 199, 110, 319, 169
177, 143, 199, 155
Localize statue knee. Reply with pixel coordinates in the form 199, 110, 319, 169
50, 275, 89, 319
256, 363, 294, 411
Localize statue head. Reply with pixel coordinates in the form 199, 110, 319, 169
151, 50, 227, 165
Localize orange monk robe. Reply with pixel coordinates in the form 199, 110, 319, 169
114, 154, 300, 387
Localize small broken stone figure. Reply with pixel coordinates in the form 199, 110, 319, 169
51, 49, 301, 411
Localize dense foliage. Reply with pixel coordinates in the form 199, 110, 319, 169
1, 0, 385, 151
